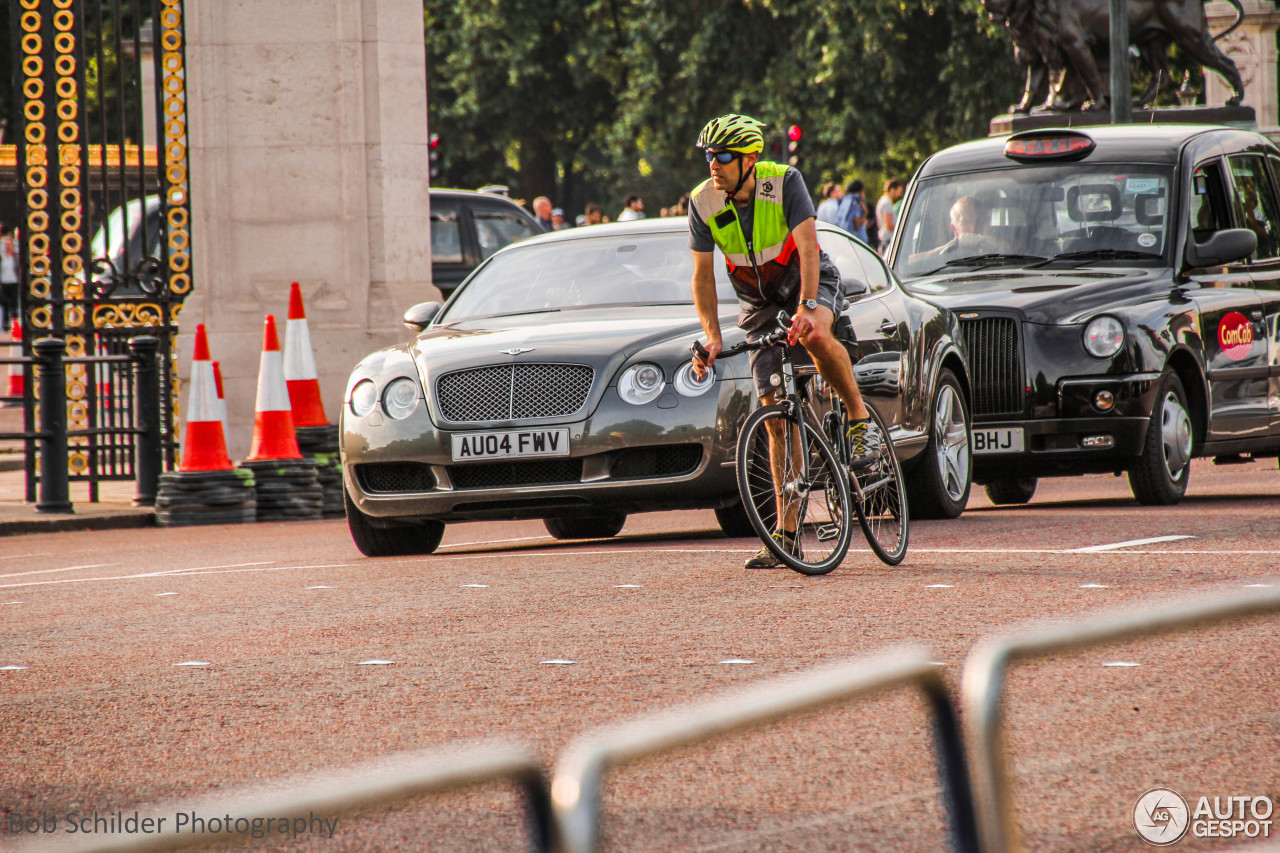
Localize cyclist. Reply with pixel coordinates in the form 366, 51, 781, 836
688, 113, 882, 569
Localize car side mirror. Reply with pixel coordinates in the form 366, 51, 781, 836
403, 301, 442, 332
1185, 228, 1256, 268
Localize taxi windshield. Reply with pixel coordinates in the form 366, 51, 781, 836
440, 231, 735, 322
893, 165, 1173, 280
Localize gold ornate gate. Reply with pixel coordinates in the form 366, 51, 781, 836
12, 0, 192, 500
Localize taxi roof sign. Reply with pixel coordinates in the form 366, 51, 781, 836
1004, 131, 1096, 162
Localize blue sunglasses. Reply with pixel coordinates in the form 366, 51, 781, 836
704, 150, 740, 165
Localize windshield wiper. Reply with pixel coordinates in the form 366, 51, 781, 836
1032, 248, 1162, 266
919, 253, 1047, 276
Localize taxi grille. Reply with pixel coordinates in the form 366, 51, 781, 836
436, 364, 594, 422
449, 459, 583, 490
961, 317, 1024, 416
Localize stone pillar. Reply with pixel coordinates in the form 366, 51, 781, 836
180, 0, 436, 459
1205, 0, 1280, 128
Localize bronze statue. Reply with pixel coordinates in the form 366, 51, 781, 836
985, 0, 1245, 113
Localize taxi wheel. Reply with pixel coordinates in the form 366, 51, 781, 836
1129, 371, 1192, 506
543, 513, 626, 540
344, 488, 445, 556
984, 477, 1037, 505
907, 369, 972, 519
714, 501, 757, 537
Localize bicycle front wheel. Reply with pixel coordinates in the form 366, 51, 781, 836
848, 404, 909, 565
736, 404, 854, 576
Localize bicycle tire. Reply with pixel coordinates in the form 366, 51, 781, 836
846, 403, 910, 565
736, 403, 854, 575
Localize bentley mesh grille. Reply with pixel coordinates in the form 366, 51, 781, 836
960, 317, 1024, 417
610, 445, 703, 480
356, 462, 436, 493
449, 458, 584, 490
436, 364, 594, 422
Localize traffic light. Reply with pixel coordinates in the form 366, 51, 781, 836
768, 132, 787, 162
786, 125, 802, 166
429, 133, 441, 181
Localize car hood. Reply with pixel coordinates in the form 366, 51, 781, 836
408, 305, 737, 382
903, 267, 1168, 324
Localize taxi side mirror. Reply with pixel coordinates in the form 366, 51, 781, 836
403, 301, 442, 332
1185, 228, 1256, 268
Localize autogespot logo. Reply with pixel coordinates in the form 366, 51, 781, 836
1134, 787, 1190, 846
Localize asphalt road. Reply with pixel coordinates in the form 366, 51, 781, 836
2, 459, 1279, 852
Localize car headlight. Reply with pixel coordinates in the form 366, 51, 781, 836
382, 377, 420, 420
618, 363, 665, 405
673, 361, 715, 397
1083, 316, 1125, 358
350, 379, 377, 417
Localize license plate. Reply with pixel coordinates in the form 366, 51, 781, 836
972, 427, 1024, 454
451, 428, 571, 461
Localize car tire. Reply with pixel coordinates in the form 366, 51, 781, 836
906, 368, 972, 519
713, 502, 756, 538
344, 488, 445, 557
543, 513, 626, 540
1128, 371, 1192, 506
983, 478, 1037, 505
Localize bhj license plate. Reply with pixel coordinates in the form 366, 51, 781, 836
451, 428, 571, 461
972, 427, 1024, 454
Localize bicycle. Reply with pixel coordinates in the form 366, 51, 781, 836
693, 312, 909, 574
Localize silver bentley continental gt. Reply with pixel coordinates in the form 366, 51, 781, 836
341, 218, 973, 556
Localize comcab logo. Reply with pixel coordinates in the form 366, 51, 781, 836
1218, 312, 1255, 362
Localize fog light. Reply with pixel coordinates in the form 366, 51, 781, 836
1081, 434, 1115, 448
1093, 390, 1115, 412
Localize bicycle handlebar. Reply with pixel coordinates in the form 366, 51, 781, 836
691, 310, 792, 362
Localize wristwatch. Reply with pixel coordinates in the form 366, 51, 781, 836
800, 299, 818, 310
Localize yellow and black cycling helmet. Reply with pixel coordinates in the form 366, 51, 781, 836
696, 114, 766, 154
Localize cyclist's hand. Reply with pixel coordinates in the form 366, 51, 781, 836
787, 309, 815, 346
691, 339, 721, 380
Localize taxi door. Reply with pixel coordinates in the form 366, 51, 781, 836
1186, 158, 1270, 440
1256, 154, 1280, 432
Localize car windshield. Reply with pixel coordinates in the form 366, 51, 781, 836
440, 231, 736, 322
893, 165, 1173, 281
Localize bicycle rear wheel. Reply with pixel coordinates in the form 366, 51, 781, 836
736, 404, 853, 575
845, 404, 909, 565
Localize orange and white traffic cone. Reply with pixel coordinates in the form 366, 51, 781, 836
178, 324, 233, 472
212, 360, 231, 450
283, 282, 328, 427
246, 314, 302, 461
3, 319, 23, 405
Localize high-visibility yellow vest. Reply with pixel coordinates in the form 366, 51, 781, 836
690, 160, 799, 305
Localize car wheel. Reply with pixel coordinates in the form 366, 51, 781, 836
983, 478, 1037, 505
1128, 371, 1192, 506
543, 513, 626, 540
906, 368, 972, 519
714, 502, 756, 537
344, 488, 445, 557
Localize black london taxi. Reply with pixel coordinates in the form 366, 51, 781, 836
889, 124, 1279, 506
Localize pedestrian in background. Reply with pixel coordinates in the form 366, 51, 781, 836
0, 226, 17, 329
551, 208, 569, 230
838, 180, 871, 244
617, 194, 645, 221
815, 182, 844, 225
876, 179, 906, 256
531, 196, 555, 232
582, 203, 607, 226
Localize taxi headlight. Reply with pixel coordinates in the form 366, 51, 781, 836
1083, 316, 1125, 358
674, 361, 715, 397
618, 363, 665, 405
350, 379, 377, 417
382, 377, 420, 420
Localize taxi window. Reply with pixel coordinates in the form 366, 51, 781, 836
1228, 155, 1280, 261
820, 231, 891, 296
1190, 161, 1230, 240
474, 209, 541, 260
430, 200, 463, 264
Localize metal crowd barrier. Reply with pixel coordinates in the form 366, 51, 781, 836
550, 645, 979, 853
21, 741, 552, 853
961, 582, 1280, 853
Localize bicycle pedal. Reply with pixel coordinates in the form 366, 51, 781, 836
816, 524, 840, 542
